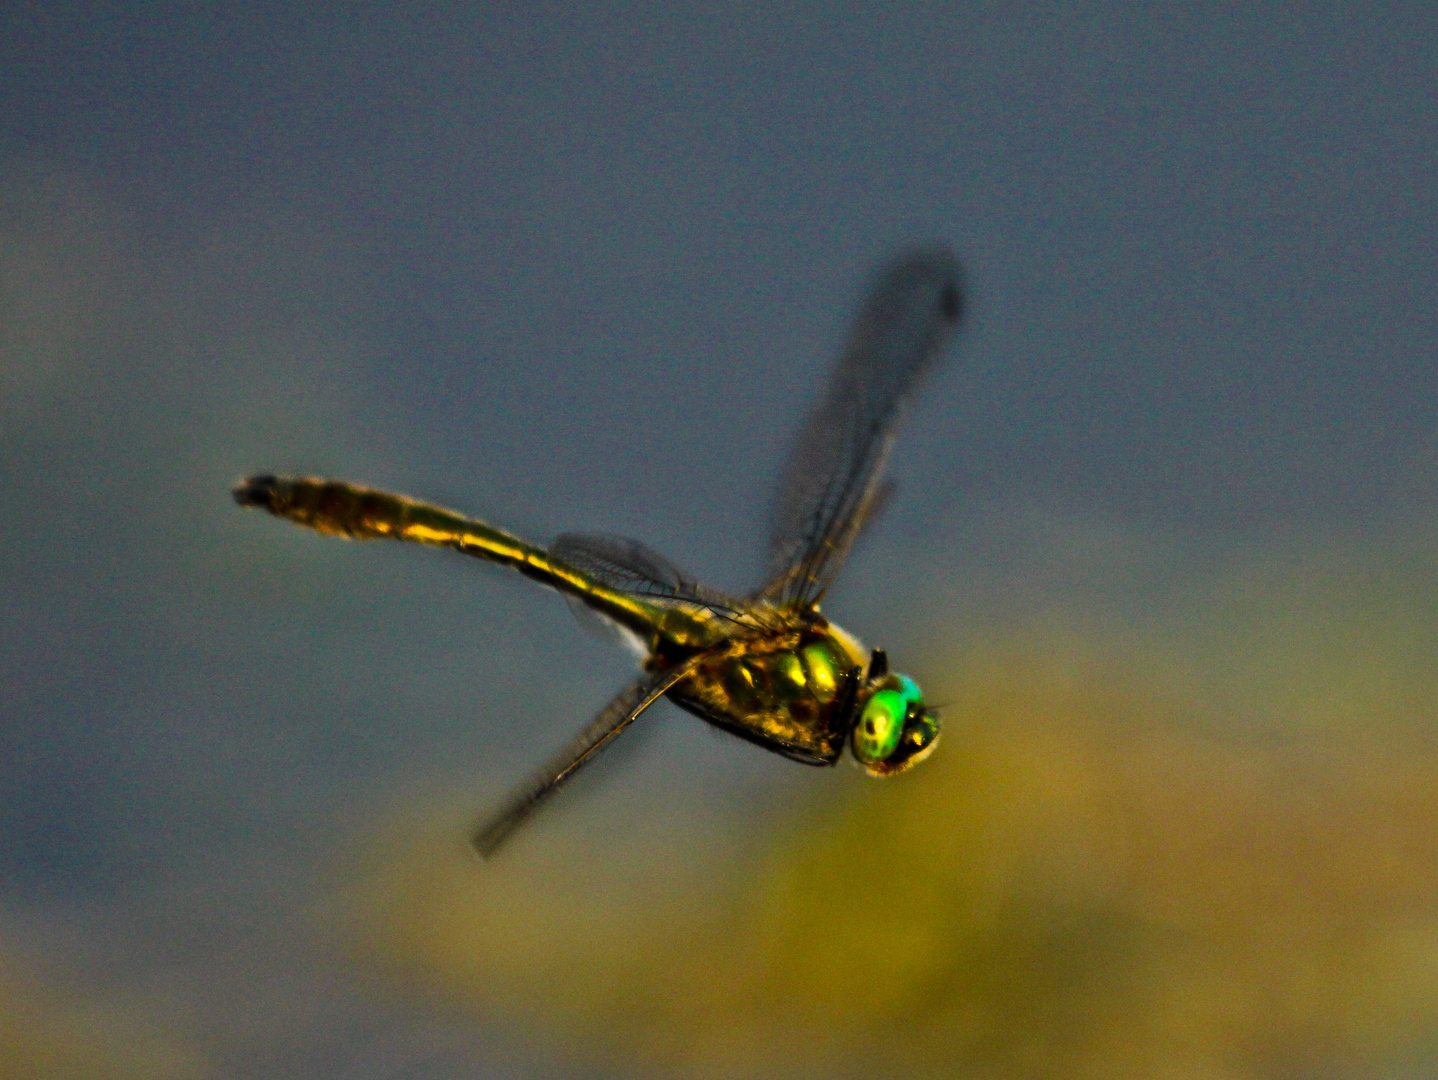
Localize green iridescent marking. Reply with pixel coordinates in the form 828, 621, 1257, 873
800, 643, 839, 702
894, 672, 923, 706
775, 651, 807, 694
853, 688, 906, 764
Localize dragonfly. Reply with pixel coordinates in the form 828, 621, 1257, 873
234, 247, 963, 856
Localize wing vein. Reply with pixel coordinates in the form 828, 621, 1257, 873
760, 247, 963, 607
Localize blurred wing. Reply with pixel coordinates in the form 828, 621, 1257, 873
760, 247, 964, 607
551, 533, 752, 620
471, 652, 708, 858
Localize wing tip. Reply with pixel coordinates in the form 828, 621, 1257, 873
883, 243, 965, 325
469, 820, 508, 860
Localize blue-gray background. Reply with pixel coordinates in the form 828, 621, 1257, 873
2, 4, 1435, 1077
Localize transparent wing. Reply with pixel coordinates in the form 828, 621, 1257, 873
471, 653, 709, 858
759, 247, 963, 607
551, 532, 753, 620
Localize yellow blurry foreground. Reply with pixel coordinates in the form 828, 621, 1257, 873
347, 532, 1438, 1080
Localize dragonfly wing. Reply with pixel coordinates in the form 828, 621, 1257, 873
551, 532, 752, 620
471, 652, 708, 858
760, 248, 963, 607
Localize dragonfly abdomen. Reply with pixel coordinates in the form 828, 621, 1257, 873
233, 475, 513, 549
233, 474, 685, 642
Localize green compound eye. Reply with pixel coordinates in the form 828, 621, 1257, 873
893, 672, 923, 706
853, 688, 906, 764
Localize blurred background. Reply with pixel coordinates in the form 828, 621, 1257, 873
3, 3, 1437, 1077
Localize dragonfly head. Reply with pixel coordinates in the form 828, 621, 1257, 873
850, 657, 941, 776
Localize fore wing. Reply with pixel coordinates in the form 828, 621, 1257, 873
471, 652, 709, 857
759, 248, 963, 608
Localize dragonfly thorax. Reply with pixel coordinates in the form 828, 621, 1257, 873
661, 627, 863, 766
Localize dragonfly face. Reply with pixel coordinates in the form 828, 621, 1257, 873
234, 247, 964, 856
852, 670, 941, 776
